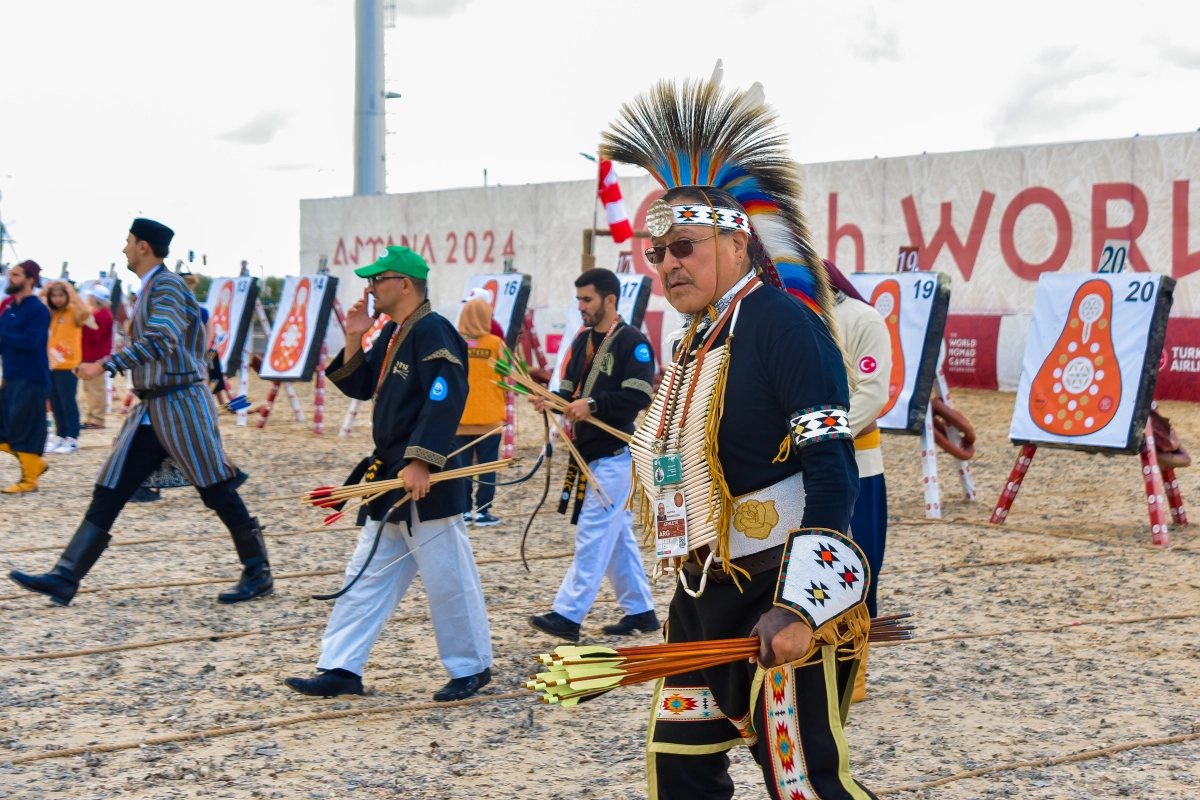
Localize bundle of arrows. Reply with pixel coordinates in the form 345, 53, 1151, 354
491, 354, 632, 444
297, 458, 512, 524
525, 613, 915, 706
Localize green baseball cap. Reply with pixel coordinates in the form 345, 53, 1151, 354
354, 245, 429, 281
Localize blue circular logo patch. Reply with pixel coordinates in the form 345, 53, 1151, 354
430, 376, 448, 401
634, 343, 652, 363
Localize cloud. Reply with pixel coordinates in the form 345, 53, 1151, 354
1154, 39, 1200, 70
852, 11, 900, 62
740, 0, 769, 16
388, 0, 474, 19
992, 47, 1119, 144
215, 110, 292, 146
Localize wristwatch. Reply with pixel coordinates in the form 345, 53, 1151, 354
586, 397, 597, 414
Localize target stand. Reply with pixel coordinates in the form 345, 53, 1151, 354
991, 272, 1181, 545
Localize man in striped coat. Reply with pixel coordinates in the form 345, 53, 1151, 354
8, 219, 273, 607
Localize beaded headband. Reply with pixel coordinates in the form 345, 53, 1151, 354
646, 199, 753, 238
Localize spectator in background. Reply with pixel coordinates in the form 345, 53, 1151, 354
80, 284, 115, 430
464, 287, 506, 339
455, 297, 506, 527
42, 280, 93, 455
0, 261, 51, 492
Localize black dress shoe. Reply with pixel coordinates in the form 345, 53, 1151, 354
284, 668, 363, 698
217, 561, 274, 604
529, 611, 581, 642
602, 610, 661, 636
433, 668, 491, 702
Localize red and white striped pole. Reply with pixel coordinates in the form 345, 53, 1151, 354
312, 343, 327, 436
256, 382, 281, 428
919, 400, 941, 518
503, 382, 516, 460
236, 346, 250, 426
1163, 468, 1188, 526
286, 384, 305, 422
340, 399, 361, 438
1140, 425, 1171, 546
989, 444, 1038, 524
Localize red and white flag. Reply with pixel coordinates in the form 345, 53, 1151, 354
598, 160, 633, 243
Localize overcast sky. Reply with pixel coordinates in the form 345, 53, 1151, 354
2, 0, 1199, 284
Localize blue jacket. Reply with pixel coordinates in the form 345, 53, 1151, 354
0, 295, 51, 387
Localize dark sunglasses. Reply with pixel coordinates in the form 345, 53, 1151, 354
367, 275, 407, 287
644, 235, 716, 265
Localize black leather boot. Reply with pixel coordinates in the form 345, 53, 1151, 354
218, 517, 274, 604
602, 610, 661, 636
8, 521, 111, 606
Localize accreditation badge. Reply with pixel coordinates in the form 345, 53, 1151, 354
652, 454, 683, 486
653, 489, 689, 559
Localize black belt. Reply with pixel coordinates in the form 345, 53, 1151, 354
679, 543, 785, 585
133, 381, 201, 401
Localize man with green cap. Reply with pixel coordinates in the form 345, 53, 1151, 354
285, 246, 494, 702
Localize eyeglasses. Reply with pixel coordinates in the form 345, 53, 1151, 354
643, 236, 716, 265
368, 275, 406, 288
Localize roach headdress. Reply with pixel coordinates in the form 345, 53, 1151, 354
599, 61, 836, 332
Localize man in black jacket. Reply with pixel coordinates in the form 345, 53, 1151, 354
284, 246, 492, 702
529, 268, 658, 642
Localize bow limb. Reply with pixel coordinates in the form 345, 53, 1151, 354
520, 410, 553, 572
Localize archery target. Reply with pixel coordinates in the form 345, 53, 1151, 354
847, 271, 952, 434
259, 274, 339, 382
1010, 272, 1174, 453
205, 276, 258, 376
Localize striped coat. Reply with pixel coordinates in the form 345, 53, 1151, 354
97, 266, 237, 489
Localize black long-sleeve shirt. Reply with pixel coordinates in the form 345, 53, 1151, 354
555, 320, 655, 464
692, 284, 859, 534
327, 302, 469, 524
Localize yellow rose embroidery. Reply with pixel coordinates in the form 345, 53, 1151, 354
732, 499, 779, 540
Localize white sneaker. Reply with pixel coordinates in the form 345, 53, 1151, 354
52, 438, 79, 454
44, 435, 60, 454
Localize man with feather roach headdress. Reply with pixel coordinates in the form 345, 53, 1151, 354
604, 62, 878, 800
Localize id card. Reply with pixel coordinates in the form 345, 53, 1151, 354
652, 454, 683, 486
653, 489, 689, 559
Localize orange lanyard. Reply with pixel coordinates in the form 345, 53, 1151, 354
375, 312, 414, 394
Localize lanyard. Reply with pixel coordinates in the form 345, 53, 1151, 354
570, 320, 621, 400
653, 277, 760, 450
375, 312, 415, 394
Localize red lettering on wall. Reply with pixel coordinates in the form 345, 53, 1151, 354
356, 236, 386, 264
1172, 180, 1200, 280
419, 234, 436, 264
333, 237, 349, 266
901, 192, 995, 281
631, 190, 667, 296
827, 192, 865, 273
1091, 183, 1150, 272
999, 187, 1072, 281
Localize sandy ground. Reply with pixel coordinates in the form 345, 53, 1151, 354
1, 378, 1199, 799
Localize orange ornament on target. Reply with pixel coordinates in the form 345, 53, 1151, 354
1029, 279, 1122, 436
871, 279, 905, 417
269, 278, 311, 373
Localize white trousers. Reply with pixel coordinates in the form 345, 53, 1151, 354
552, 448, 655, 624
317, 507, 493, 679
